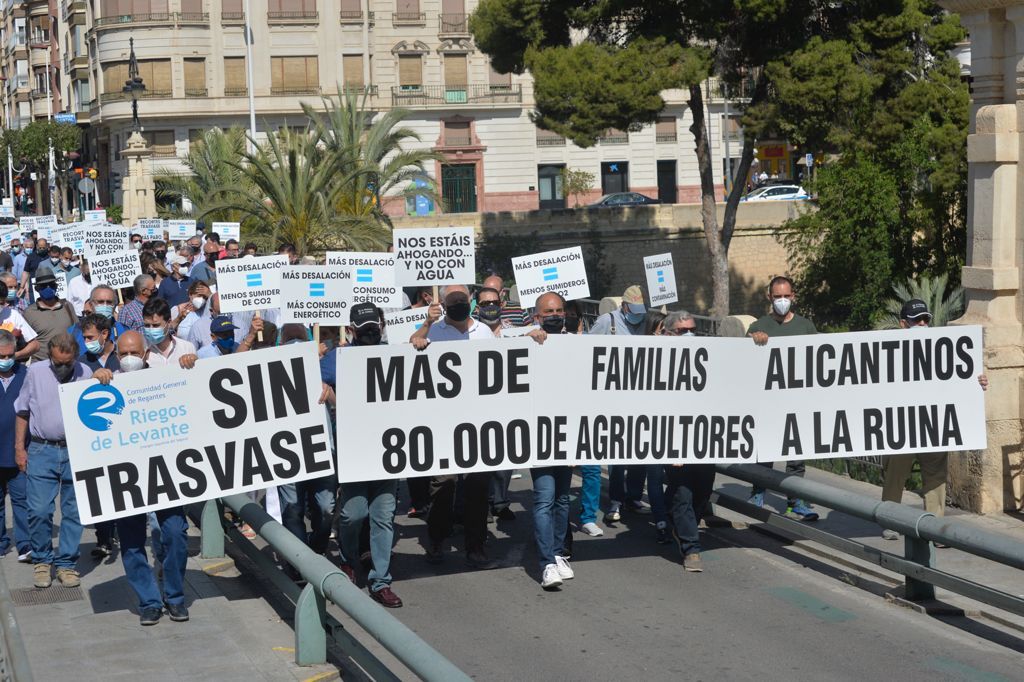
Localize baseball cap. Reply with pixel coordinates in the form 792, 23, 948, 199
622, 285, 647, 314
899, 299, 932, 321
211, 315, 238, 333
349, 302, 380, 328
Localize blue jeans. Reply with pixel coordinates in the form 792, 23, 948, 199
26, 442, 82, 568
0, 468, 29, 556
647, 464, 667, 525
609, 465, 646, 505
579, 465, 602, 524
666, 465, 716, 556
117, 508, 188, 611
338, 481, 397, 592
531, 466, 572, 571
279, 475, 336, 554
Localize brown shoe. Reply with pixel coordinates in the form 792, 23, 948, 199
339, 564, 356, 583
466, 549, 498, 570
33, 563, 52, 589
683, 553, 704, 573
56, 568, 81, 587
369, 586, 403, 608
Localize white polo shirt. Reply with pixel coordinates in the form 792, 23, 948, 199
426, 318, 493, 342
145, 336, 197, 367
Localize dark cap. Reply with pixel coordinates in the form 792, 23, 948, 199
900, 299, 932, 321
349, 302, 380, 328
211, 315, 238, 333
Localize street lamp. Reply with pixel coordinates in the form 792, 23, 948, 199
30, 20, 55, 216
123, 37, 145, 131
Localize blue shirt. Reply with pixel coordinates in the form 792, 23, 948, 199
156, 275, 192, 308
197, 344, 225, 359
0, 364, 29, 467
68, 320, 127, 353
13, 360, 93, 441
118, 298, 145, 332
10, 252, 26, 282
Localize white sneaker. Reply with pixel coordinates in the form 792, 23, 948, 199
581, 522, 604, 537
541, 564, 563, 590
554, 555, 574, 580
16, 550, 31, 563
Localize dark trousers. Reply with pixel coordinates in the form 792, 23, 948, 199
406, 476, 431, 511
489, 469, 512, 513
665, 465, 716, 556
752, 461, 805, 507
0, 467, 29, 556
428, 472, 489, 553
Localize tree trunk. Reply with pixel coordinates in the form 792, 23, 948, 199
687, 83, 729, 316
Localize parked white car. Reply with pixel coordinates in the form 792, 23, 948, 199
741, 185, 809, 201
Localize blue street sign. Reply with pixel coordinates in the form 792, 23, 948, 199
54, 113, 77, 125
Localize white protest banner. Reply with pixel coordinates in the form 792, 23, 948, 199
89, 250, 142, 289
132, 218, 163, 240
753, 326, 987, 463
84, 209, 107, 223
32, 270, 67, 300
0, 225, 19, 248
85, 224, 130, 257
216, 254, 288, 314
500, 325, 538, 338
0, 204, 13, 221
34, 214, 57, 240
383, 308, 430, 344
58, 224, 87, 255
59, 343, 334, 524
512, 246, 590, 308
18, 216, 36, 234
280, 266, 350, 325
166, 219, 196, 240
644, 253, 678, 307
393, 227, 475, 286
211, 221, 240, 241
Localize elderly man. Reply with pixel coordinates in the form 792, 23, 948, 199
1, 272, 25, 313
14, 333, 110, 588
69, 285, 127, 351
118, 274, 156, 332
189, 240, 220, 285
0, 330, 30, 561
479, 274, 531, 327
156, 252, 193, 308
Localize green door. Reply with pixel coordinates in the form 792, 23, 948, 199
442, 164, 477, 213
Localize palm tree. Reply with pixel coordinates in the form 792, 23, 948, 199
874, 273, 965, 329
155, 127, 250, 223
303, 89, 443, 227
206, 126, 389, 255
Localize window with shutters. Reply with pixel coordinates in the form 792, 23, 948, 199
137, 59, 172, 96
184, 58, 206, 96
488, 62, 511, 91
342, 55, 364, 90
102, 61, 128, 96
224, 57, 246, 96
99, 0, 170, 19
180, 0, 204, 19
270, 56, 319, 95
443, 120, 471, 147
398, 55, 422, 90
268, 0, 317, 21
222, 0, 244, 21
440, 0, 466, 33
655, 116, 676, 143
394, 0, 424, 25
340, 0, 362, 22
600, 128, 629, 145
444, 54, 467, 103
143, 130, 176, 157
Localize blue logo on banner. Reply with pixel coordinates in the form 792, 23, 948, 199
356, 268, 373, 283
77, 384, 126, 432
657, 270, 665, 283
246, 273, 262, 288
542, 266, 558, 282
309, 282, 325, 297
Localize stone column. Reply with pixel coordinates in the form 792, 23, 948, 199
120, 130, 157, 225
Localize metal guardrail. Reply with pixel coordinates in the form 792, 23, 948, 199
714, 462, 1024, 611
197, 496, 470, 681
0, 562, 32, 682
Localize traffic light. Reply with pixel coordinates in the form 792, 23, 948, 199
87, 167, 98, 180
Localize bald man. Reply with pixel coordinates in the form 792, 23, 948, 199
480, 274, 530, 327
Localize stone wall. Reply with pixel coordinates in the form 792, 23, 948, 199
392, 201, 806, 317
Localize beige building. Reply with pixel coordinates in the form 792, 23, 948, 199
0, 1, 779, 214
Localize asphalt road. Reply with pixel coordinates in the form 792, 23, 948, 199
375, 473, 1023, 681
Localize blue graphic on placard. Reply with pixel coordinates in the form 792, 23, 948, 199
309, 282, 325, 297
77, 384, 126, 432
246, 273, 262, 288
657, 270, 665, 283
356, 268, 373, 283
542, 267, 558, 281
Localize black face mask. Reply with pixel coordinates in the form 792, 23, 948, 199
446, 301, 471, 322
51, 362, 74, 383
206, 253, 219, 264
36, 248, 47, 257
541, 315, 565, 334
565, 316, 580, 333
155, 250, 167, 260
477, 303, 501, 323
354, 328, 382, 346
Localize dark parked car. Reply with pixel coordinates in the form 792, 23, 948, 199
588, 192, 660, 207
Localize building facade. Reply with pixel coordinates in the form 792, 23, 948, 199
2, 1, 791, 213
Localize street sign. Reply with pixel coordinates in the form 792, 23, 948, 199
55, 113, 77, 125
78, 177, 96, 194
805, 153, 814, 167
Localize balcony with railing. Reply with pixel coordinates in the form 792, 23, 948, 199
150, 143, 177, 157
267, 10, 319, 24
100, 89, 172, 103
439, 13, 468, 34
94, 13, 173, 29
221, 11, 245, 24
393, 11, 426, 25
184, 87, 208, 97
391, 84, 522, 107
340, 10, 376, 25
655, 132, 677, 143
224, 86, 248, 96
270, 84, 322, 96
536, 131, 566, 147
177, 12, 210, 25
599, 130, 629, 145
341, 84, 378, 97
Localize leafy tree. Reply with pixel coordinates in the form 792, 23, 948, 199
560, 167, 594, 208
155, 127, 250, 223
105, 204, 123, 224
875, 273, 964, 330
14, 121, 81, 217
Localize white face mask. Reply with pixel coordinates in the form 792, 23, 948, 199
119, 354, 145, 372
191, 296, 206, 310
772, 297, 792, 316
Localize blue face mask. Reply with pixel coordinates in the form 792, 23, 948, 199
144, 327, 167, 345
624, 310, 646, 325
6, 291, 15, 303
37, 287, 56, 301
94, 304, 114, 318
10, 247, 19, 254
0, 358, 14, 372
215, 337, 237, 354
84, 339, 102, 355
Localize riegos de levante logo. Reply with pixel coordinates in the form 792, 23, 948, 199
77, 384, 126, 432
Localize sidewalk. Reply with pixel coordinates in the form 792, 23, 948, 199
713, 464, 1024, 625
3, 515, 340, 682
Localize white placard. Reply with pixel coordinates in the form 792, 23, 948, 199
383, 308, 430, 343
511, 246, 590, 308
34, 214, 57, 240
59, 343, 334, 523
0, 225, 19, 248
216, 254, 288, 314
85, 224, 130, 258
325, 251, 395, 273
59, 224, 87, 256
133, 219, 163, 240
88, 250, 142, 289
211, 221, 240, 241
166, 219, 196, 240
0, 205, 13, 220
644, 253, 678, 307
84, 209, 107, 223
280, 266, 350, 325
393, 227, 475, 286
500, 325, 538, 338
32, 270, 67, 300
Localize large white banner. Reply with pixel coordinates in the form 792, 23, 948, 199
85, 224, 129, 258
216, 254, 288, 314
393, 227, 475, 286
512, 246, 590, 308
60, 343, 334, 523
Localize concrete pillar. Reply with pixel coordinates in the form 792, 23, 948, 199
120, 130, 157, 225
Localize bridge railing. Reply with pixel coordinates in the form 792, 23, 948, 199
195, 496, 470, 681
715, 462, 1024, 612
